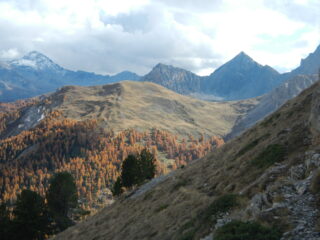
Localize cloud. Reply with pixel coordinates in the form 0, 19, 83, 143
0, 0, 318, 75
0, 48, 20, 59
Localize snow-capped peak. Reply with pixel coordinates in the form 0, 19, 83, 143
10, 51, 63, 71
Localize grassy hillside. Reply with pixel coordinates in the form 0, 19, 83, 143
45, 81, 253, 137
53, 81, 320, 240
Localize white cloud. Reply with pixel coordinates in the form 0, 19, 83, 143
0, 48, 20, 59
0, 0, 318, 75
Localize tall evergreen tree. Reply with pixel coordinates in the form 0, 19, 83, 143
121, 154, 139, 188
111, 177, 123, 196
12, 190, 51, 240
139, 148, 156, 182
120, 149, 156, 190
47, 172, 78, 231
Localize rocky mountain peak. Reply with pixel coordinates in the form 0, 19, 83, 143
223, 51, 258, 69
10, 51, 63, 71
143, 63, 202, 94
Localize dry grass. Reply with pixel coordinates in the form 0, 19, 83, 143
53, 82, 320, 240
45, 81, 254, 138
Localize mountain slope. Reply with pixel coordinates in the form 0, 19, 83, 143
0, 51, 140, 102
203, 52, 281, 100
53, 81, 320, 240
228, 74, 318, 139
142, 63, 202, 95
283, 44, 320, 78
5, 81, 251, 138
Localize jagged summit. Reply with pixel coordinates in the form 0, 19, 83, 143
142, 63, 202, 94
152, 63, 183, 71
288, 43, 320, 76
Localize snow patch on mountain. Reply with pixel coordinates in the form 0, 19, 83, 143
10, 59, 37, 68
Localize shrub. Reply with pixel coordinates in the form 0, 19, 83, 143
236, 134, 270, 157
251, 144, 285, 168
236, 139, 260, 157
205, 194, 238, 221
215, 220, 282, 240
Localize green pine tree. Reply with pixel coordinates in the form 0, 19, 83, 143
12, 190, 51, 240
47, 172, 78, 231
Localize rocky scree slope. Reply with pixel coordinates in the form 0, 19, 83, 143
53, 81, 320, 240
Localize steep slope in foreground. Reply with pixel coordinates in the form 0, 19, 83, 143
54, 81, 320, 240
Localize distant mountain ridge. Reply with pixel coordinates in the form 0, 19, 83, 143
226, 44, 320, 138
142, 44, 320, 101
0, 51, 140, 102
1, 44, 319, 103
142, 63, 202, 95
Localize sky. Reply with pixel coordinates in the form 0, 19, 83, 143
0, 0, 319, 76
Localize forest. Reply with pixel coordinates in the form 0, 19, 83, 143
0, 106, 224, 210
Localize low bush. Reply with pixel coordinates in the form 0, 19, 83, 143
215, 220, 282, 240
205, 194, 238, 221
251, 144, 285, 168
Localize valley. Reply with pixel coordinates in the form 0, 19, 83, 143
0, 43, 319, 240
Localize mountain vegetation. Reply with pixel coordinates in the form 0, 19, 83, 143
52, 80, 320, 240
0, 107, 223, 209
117, 149, 156, 191
0, 172, 81, 240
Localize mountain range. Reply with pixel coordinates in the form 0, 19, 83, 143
1, 45, 319, 103
0, 51, 140, 102
143, 45, 320, 101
